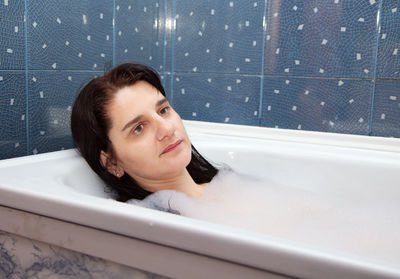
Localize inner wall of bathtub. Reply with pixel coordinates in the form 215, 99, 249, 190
63, 132, 400, 201
61, 158, 112, 199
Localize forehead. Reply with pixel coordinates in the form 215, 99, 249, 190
107, 81, 164, 125
110, 81, 162, 108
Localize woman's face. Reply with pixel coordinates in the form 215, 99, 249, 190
103, 81, 192, 190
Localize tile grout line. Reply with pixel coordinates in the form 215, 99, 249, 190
166, 71, 389, 81
368, 1, 384, 136
5, 68, 398, 81
169, 0, 176, 106
112, 0, 116, 67
162, 0, 167, 80
258, 0, 268, 127
24, 0, 29, 155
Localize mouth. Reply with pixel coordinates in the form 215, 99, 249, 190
161, 140, 183, 155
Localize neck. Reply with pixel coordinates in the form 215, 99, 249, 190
136, 169, 205, 198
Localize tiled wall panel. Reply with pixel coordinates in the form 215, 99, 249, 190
174, 0, 265, 75
28, 71, 99, 155
264, 1, 380, 78
261, 77, 373, 134
115, 0, 165, 72
1, 0, 400, 160
0, 72, 27, 158
28, 0, 113, 71
173, 74, 260, 125
372, 80, 400, 138
0, 1, 25, 70
376, 0, 400, 79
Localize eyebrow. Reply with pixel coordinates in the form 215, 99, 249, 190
121, 97, 169, 132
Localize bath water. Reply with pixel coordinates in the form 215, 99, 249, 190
129, 168, 400, 268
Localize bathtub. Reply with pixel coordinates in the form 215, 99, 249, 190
0, 120, 399, 279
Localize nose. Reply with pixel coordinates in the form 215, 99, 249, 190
155, 115, 175, 141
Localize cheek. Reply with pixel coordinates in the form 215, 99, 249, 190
119, 151, 157, 179
113, 138, 155, 168
174, 115, 189, 138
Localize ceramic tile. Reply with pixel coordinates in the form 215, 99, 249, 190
28, 71, 100, 155
261, 77, 373, 135
371, 80, 400, 137
115, 0, 165, 72
376, 0, 400, 79
172, 74, 260, 125
28, 0, 113, 70
0, 0, 25, 70
174, 0, 265, 74
0, 72, 27, 159
161, 73, 173, 101
163, 0, 174, 73
264, 1, 379, 78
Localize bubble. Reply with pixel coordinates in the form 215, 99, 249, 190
129, 168, 400, 267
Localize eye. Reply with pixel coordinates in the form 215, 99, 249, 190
159, 106, 170, 115
132, 124, 143, 135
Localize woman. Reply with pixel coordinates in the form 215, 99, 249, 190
71, 63, 218, 203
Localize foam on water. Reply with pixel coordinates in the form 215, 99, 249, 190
129, 168, 400, 268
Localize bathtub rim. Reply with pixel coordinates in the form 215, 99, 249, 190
183, 120, 400, 154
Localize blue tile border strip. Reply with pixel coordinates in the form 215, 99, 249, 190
368, 0, 385, 136
258, 0, 268, 126
162, 0, 168, 75
24, 0, 29, 155
169, 0, 176, 106
113, 0, 116, 67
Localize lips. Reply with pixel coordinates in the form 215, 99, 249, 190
161, 140, 183, 155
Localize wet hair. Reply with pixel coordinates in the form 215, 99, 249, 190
71, 63, 218, 201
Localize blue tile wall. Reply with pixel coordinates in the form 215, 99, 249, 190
115, 0, 165, 72
0, 72, 27, 158
261, 77, 373, 134
28, 71, 99, 155
0, 1, 25, 70
1, 0, 399, 159
376, 0, 400, 78
28, 1, 113, 70
174, 0, 265, 74
264, 1, 379, 78
173, 74, 260, 125
372, 80, 400, 137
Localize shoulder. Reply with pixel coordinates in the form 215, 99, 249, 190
126, 191, 181, 215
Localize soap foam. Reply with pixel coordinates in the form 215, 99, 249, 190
132, 168, 400, 267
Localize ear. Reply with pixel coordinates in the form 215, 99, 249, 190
100, 150, 125, 178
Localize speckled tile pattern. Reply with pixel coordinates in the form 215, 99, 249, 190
261, 77, 373, 135
0, 0, 399, 160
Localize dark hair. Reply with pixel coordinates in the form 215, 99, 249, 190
71, 63, 218, 201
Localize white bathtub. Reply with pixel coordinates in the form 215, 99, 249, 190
0, 120, 400, 279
